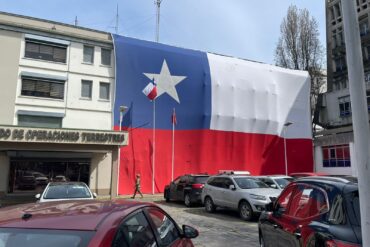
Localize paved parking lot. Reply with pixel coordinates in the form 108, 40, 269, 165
134, 196, 260, 247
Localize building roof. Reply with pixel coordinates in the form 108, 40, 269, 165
0, 11, 112, 44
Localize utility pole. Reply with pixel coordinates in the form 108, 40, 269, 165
151, 0, 162, 194
155, 0, 162, 42
74, 16, 78, 26
341, 1, 370, 246
115, 4, 119, 34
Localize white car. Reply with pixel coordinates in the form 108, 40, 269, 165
254, 175, 294, 190
36, 182, 97, 202
201, 174, 281, 221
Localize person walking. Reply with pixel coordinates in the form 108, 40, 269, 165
131, 174, 143, 199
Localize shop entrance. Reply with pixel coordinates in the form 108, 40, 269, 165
8, 157, 90, 194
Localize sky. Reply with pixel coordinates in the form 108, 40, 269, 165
0, 0, 326, 65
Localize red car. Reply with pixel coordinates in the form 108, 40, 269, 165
0, 199, 198, 247
259, 176, 361, 246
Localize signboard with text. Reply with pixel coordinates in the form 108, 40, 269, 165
0, 126, 128, 146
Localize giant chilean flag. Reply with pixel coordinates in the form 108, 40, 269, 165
113, 35, 313, 195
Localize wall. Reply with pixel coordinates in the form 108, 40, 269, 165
0, 30, 21, 125
322, 88, 352, 126
89, 152, 112, 195
0, 152, 10, 196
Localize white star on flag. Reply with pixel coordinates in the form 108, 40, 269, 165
143, 59, 187, 103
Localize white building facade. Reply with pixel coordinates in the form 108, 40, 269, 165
0, 12, 126, 198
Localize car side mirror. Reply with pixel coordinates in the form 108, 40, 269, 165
182, 225, 199, 239
93, 192, 97, 198
273, 203, 286, 216
35, 194, 41, 199
270, 184, 277, 189
265, 202, 274, 211
229, 185, 236, 190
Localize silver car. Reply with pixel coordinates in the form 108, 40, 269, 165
201, 175, 281, 221
254, 175, 294, 190
35, 182, 97, 202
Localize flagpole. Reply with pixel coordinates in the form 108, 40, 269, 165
152, 98, 156, 194
171, 108, 175, 181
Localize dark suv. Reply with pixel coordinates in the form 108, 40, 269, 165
259, 176, 361, 246
164, 174, 209, 207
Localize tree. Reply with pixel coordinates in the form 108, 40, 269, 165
275, 5, 325, 132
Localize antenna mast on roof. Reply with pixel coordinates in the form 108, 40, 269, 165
115, 4, 119, 34
155, 0, 162, 42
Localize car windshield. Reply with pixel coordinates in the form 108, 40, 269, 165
44, 184, 91, 199
234, 177, 269, 189
274, 178, 293, 189
0, 228, 94, 247
193, 176, 209, 184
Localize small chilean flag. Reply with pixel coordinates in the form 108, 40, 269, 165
171, 108, 177, 125
142, 82, 157, 100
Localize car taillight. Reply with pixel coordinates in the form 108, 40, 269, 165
192, 183, 204, 189
325, 239, 360, 247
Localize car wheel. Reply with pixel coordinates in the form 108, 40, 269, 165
259, 233, 265, 247
204, 196, 215, 213
184, 194, 192, 207
165, 191, 170, 202
239, 201, 253, 221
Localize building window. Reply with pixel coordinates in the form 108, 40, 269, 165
339, 96, 351, 117
330, 7, 335, 20
18, 115, 62, 128
99, 82, 110, 100
81, 80, 93, 99
21, 77, 64, 99
359, 18, 369, 36
335, 3, 341, 17
83, 45, 94, 64
101, 48, 111, 66
367, 91, 370, 111
337, 28, 344, 46
332, 30, 337, 49
323, 145, 351, 167
25, 39, 67, 63
335, 57, 346, 72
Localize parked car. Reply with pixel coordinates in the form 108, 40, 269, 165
17, 175, 36, 190
30, 171, 49, 186
289, 172, 327, 179
201, 173, 281, 221
259, 176, 361, 246
255, 175, 293, 190
35, 182, 97, 202
164, 174, 209, 207
53, 175, 68, 182
0, 199, 198, 247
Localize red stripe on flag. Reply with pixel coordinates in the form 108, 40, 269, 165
117, 128, 313, 194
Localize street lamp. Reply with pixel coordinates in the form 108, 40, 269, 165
283, 122, 293, 176
119, 106, 128, 131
